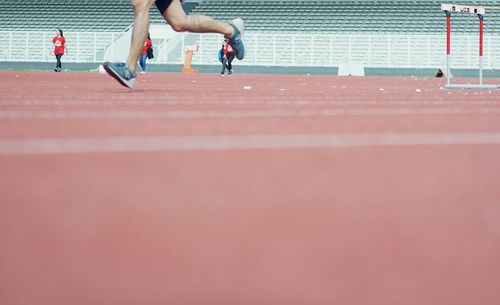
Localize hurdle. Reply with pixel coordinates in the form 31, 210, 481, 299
182, 44, 199, 74
441, 4, 500, 89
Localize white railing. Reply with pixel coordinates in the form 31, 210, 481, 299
185, 33, 500, 69
2, 31, 500, 69
0, 31, 121, 63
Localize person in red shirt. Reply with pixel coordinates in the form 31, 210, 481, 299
220, 37, 235, 76
52, 29, 66, 72
139, 33, 153, 74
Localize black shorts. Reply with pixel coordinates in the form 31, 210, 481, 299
155, 0, 175, 15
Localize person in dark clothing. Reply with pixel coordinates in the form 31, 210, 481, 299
220, 37, 235, 76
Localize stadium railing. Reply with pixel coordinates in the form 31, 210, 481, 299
2, 30, 500, 69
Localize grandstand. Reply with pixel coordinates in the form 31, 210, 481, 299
193, 0, 500, 34
1, 0, 500, 69
0, 0, 197, 32
0, 0, 499, 34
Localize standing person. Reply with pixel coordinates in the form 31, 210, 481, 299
103, 0, 245, 88
139, 33, 153, 73
220, 37, 235, 76
52, 29, 66, 72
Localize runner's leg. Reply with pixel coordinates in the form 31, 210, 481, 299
161, 0, 245, 59
163, 0, 233, 36
126, 0, 155, 72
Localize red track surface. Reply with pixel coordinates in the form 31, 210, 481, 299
1, 71, 500, 305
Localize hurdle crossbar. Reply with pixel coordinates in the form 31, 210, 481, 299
441, 4, 500, 89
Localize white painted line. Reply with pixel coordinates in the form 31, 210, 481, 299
1, 132, 500, 155
1, 97, 499, 107
1, 107, 500, 120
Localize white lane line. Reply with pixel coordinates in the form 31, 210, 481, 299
1, 132, 500, 155
2, 108, 500, 120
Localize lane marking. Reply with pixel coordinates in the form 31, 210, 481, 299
1, 98, 500, 107
2, 108, 500, 120
1, 132, 500, 155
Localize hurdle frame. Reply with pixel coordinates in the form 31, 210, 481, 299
441, 4, 500, 89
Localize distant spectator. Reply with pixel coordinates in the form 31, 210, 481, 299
220, 37, 235, 76
52, 29, 66, 72
139, 33, 153, 74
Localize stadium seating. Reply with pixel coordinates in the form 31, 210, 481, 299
0, 0, 498, 34
190, 0, 500, 34
0, 0, 194, 32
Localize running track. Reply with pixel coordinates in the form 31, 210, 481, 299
1, 71, 500, 305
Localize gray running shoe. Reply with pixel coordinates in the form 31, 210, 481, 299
103, 62, 136, 88
228, 18, 245, 60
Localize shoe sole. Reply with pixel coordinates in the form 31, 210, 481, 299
230, 19, 245, 60
103, 62, 136, 89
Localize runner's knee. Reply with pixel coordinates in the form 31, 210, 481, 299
169, 16, 189, 32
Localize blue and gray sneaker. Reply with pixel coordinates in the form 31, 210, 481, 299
102, 62, 136, 89
227, 18, 245, 60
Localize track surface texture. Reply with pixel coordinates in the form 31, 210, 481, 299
1, 71, 500, 305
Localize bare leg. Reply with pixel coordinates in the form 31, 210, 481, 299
127, 0, 154, 72
164, 0, 234, 36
